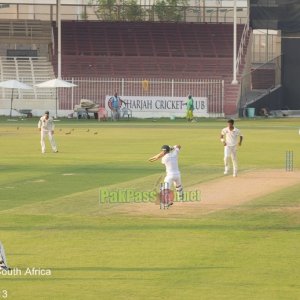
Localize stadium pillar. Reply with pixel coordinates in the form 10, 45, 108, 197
57, 0, 62, 79
231, 0, 238, 84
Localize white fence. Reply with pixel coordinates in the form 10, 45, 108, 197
60, 77, 224, 117
0, 77, 224, 117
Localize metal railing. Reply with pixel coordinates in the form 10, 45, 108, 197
236, 22, 249, 75
56, 77, 224, 117
0, 76, 224, 117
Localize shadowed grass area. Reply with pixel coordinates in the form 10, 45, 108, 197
1, 118, 300, 299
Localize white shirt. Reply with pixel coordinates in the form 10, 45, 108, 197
161, 147, 180, 176
38, 116, 55, 131
221, 127, 242, 146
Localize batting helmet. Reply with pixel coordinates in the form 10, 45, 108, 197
161, 145, 171, 153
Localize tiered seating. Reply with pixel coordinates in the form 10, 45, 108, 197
54, 21, 245, 81
0, 19, 51, 42
0, 19, 56, 108
52, 21, 249, 115
0, 56, 55, 99
57, 21, 243, 58
54, 55, 233, 79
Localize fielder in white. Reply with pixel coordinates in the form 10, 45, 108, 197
38, 111, 58, 154
149, 145, 184, 202
0, 241, 10, 270
220, 119, 243, 177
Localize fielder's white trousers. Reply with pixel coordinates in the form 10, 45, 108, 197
224, 145, 238, 174
224, 146, 238, 175
0, 241, 7, 266
41, 130, 57, 153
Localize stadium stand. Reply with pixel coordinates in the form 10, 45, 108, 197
0, 18, 250, 116
54, 21, 244, 59
0, 56, 55, 99
0, 20, 56, 106
0, 19, 51, 42
52, 21, 249, 115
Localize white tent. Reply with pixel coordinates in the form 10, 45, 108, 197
35, 78, 77, 117
0, 80, 32, 117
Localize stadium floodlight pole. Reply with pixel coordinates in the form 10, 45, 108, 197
57, 0, 62, 79
231, 0, 238, 84
56, 0, 61, 118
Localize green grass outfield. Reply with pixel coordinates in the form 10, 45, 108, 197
1, 117, 300, 299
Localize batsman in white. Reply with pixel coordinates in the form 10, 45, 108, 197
220, 119, 243, 177
149, 145, 184, 202
0, 241, 10, 270
38, 111, 58, 154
